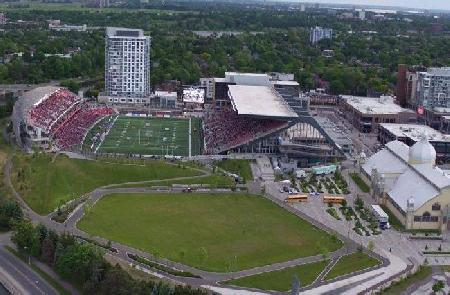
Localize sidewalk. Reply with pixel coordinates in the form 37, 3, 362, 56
301, 249, 407, 294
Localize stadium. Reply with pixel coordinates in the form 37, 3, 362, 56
11, 83, 301, 157
12, 86, 116, 152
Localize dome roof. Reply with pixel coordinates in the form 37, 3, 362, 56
408, 134, 436, 165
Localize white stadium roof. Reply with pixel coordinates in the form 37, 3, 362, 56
228, 85, 298, 118
15, 86, 61, 124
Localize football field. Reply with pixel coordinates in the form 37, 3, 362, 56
92, 116, 202, 156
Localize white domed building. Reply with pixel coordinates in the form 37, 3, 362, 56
362, 135, 450, 231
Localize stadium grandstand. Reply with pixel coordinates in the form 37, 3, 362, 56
203, 84, 298, 154
12, 86, 116, 151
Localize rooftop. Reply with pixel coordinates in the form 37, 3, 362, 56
13, 86, 61, 126
315, 116, 353, 148
228, 85, 298, 118
363, 140, 450, 212
341, 95, 413, 115
380, 123, 450, 142
424, 67, 450, 76
427, 107, 450, 114
106, 27, 145, 38
272, 80, 300, 86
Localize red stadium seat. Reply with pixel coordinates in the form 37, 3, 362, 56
203, 109, 287, 154
27, 89, 116, 150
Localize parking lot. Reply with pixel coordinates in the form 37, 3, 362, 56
266, 181, 424, 264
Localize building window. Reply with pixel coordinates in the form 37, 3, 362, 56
432, 202, 441, 211
415, 212, 439, 222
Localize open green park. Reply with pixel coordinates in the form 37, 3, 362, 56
78, 193, 342, 272
11, 153, 203, 214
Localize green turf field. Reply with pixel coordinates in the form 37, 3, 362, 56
78, 193, 342, 272
88, 116, 202, 156
12, 154, 202, 214
224, 260, 329, 291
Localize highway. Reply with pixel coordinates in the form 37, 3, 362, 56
0, 246, 58, 295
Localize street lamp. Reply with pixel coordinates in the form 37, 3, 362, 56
23, 246, 31, 265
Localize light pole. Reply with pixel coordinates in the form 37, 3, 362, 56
24, 246, 31, 265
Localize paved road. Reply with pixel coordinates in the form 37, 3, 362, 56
0, 246, 58, 295
4, 152, 401, 294
64, 186, 354, 283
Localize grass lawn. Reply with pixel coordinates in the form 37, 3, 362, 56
114, 174, 235, 189
325, 252, 379, 280
380, 266, 432, 294
217, 159, 253, 182
86, 116, 202, 156
78, 193, 342, 272
350, 173, 370, 193
12, 153, 202, 214
223, 260, 329, 291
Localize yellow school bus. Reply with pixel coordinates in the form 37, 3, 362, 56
323, 195, 345, 204
285, 194, 308, 203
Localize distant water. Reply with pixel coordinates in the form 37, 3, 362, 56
0, 283, 9, 295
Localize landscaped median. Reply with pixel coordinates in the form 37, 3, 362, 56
350, 173, 370, 193
324, 252, 380, 281
222, 260, 329, 292
221, 251, 381, 292
77, 193, 342, 272
379, 266, 432, 294
127, 253, 201, 278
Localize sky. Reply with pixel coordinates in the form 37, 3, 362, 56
295, 0, 450, 11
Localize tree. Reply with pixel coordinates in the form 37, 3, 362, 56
55, 243, 103, 285
60, 80, 80, 93
0, 201, 23, 230
432, 280, 444, 293
355, 197, 364, 209
367, 240, 375, 252
11, 220, 40, 256
41, 235, 56, 265
95, 264, 136, 295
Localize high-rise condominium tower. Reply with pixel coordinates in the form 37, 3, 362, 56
104, 27, 150, 103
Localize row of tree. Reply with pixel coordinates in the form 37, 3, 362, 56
10, 218, 208, 294
0, 200, 22, 230
1, 6, 450, 94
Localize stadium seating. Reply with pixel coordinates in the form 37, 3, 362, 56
53, 105, 116, 150
29, 89, 82, 131
27, 88, 116, 150
203, 109, 287, 154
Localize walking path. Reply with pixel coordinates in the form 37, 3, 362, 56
302, 250, 407, 294
3, 153, 409, 294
